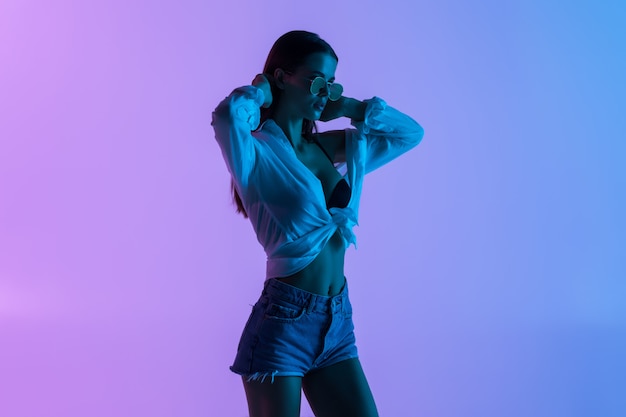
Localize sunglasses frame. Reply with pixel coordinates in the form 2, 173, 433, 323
283, 71, 343, 101
309, 77, 343, 101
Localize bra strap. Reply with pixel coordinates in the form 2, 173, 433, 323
312, 136, 335, 164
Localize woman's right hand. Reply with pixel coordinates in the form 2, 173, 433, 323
252, 74, 273, 108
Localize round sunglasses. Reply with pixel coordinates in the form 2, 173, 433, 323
284, 72, 344, 101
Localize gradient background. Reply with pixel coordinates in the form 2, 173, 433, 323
1, 0, 625, 416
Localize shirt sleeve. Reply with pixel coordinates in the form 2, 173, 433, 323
350, 97, 424, 174
211, 85, 265, 188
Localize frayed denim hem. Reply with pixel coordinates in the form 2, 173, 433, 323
230, 367, 303, 384
245, 370, 279, 384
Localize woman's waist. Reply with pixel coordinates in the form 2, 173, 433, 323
263, 275, 349, 314
274, 233, 345, 296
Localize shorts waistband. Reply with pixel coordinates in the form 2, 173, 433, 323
263, 278, 349, 314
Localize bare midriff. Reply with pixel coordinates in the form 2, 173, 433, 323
275, 229, 346, 296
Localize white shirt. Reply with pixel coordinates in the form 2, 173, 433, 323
212, 85, 424, 279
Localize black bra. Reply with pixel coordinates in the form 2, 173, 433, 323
313, 137, 352, 209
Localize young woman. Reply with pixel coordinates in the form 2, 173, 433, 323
212, 30, 424, 417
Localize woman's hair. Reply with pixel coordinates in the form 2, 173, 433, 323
232, 31, 339, 218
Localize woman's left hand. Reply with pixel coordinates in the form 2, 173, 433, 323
320, 97, 366, 122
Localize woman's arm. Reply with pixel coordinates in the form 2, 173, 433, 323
352, 97, 424, 174
316, 97, 367, 163
317, 97, 424, 171
211, 83, 268, 189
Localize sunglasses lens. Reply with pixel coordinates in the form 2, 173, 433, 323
328, 83, 343, 101
310, 77, 326, 95
310, 77, 343, 101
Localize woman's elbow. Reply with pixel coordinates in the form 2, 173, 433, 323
410, 124, 425, 148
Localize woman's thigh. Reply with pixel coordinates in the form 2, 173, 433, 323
302, 357, 379, 417
243, 376, 303, 417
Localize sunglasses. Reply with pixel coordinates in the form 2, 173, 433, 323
284, 72, 344, 101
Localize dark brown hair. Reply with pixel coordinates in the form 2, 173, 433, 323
232, 31, 339, 217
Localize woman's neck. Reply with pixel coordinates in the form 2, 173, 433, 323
272, 106, 305, 150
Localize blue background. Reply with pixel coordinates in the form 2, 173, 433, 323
1, 0, 624, 416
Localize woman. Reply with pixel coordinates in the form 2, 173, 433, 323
212, 30, 424, 417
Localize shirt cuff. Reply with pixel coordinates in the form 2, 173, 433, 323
233, 85, 265, 130
350, 97, 391, 134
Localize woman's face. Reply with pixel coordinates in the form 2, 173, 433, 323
279, 52, 338, 121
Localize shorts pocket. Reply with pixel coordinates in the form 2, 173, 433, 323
235, 301, 265, 352
264, 300, 306, 322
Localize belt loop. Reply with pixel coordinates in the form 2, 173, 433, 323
306, 294, 314, 314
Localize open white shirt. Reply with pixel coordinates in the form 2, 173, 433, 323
212, 85, 424, 279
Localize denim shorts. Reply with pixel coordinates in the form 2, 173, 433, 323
230, 277, 359, 383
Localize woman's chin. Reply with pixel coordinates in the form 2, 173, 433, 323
303, 111, 322, 121
312, 107, 325, 120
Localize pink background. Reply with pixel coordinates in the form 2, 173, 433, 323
1, 0, 624, 416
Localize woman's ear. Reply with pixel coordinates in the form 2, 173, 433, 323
273, 68, 286, 90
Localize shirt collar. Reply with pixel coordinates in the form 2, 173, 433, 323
259, 119, 292, 148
